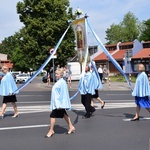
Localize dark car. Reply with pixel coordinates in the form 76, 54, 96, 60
42, 73, 56, 83
42, 75, 48, 83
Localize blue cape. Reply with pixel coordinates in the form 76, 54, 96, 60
132, 72, 150, 97
78, 71, 95, 95
0, 72, 19, 96
50, 78, 71, 111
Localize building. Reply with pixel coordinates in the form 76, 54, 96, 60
0, 53, 13, 69
92, 40, 150, 75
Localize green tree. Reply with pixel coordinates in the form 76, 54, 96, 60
0, 29, 38, 71
121, 12, 139, 42
16, 0, 76, 70
0, 0, 76, 71
105, 12, 140, 44
139, 19, 150, 41
0, 35, 18, 59
105, 24, 122, 44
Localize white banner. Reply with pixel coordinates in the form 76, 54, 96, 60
72, 18, 89, 69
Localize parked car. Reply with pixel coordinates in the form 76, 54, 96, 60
11, 72, 20, 79
15, 74, 30, 84
42, 73, 56, 83
42, 75, 48, 83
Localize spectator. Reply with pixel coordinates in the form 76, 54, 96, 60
98, 65, 103, 81
47, 73, 51, 85
50, 67, 55, 82
102, 65, 109, 83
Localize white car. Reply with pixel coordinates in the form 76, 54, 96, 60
15, 74, 30, 84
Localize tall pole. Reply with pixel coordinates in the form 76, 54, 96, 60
52, 58, 54, 84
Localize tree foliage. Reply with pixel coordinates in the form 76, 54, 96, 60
139, 19, 150, 41
0, 0, 76, 71
105, 12, 140, 44
105, 24, 122, 44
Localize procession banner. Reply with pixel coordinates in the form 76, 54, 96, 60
72, 17, 89, 75
70, 18, 90, 101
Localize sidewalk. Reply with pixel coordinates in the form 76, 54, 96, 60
41, 81, 134, 91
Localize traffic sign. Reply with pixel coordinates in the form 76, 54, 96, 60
49, 48, 57, 58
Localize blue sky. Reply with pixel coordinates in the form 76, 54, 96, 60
0, 0, 150, 43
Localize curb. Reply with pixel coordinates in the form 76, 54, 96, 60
39, 82, 133, 91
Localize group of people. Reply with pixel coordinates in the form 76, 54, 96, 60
47, 65, 71, 86
45, 63, 105, 137
0, 63, 150, 138
63, 66, 71, 85
98, 64, 109, 83
45, 62, 150, 137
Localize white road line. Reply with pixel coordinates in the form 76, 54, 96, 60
0, 102, 148, 131
16, 100, 134, 104
17, 95, 44, 97
123, 117, 150, 121
106, 94, 131, 95
18, 101, 49, 104
4, 102, 136, 114
0, 124, 49, 131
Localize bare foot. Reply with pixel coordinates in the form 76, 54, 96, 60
67, 127, 75, 134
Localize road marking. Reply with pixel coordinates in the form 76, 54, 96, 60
4, 102, 136, 115
123, 117, 150, 121
18, 101, 50, 104
17, 95, 44, 97
17, 99, 134, 103
0, 124, 49, 131
106, 94, 131, 95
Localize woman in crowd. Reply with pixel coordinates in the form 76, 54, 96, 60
91, 63, 105, 109
45, 68, 75, 138
131, 63, 150, 121
0, 65, 19, 118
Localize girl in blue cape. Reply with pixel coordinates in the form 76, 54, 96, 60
0, 65, 19, 118
78, 65, 96, 118
131, 64, 150, 121
90, 62, 105, 109
45, 68, 75, 138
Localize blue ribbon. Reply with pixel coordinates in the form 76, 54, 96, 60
87, 19, 133, 90
91, 61, 103, 89
13, 24, 71, 94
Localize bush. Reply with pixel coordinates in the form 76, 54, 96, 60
109, 74, 136, 83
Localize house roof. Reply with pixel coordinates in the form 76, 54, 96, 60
132, 48, 150, 59
141, 41, 150, 44
94, 50, 116, 61
94, 49, 126, 61
0, 61, 13, 69
6, 63, 13, 69
119, 42, 133, 46
112, 49, 126, 60
104, 42, 133, 47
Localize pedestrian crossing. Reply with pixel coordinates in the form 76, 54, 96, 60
5, 101, 136, 115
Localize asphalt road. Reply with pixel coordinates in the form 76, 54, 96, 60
0, 77, 149, 150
